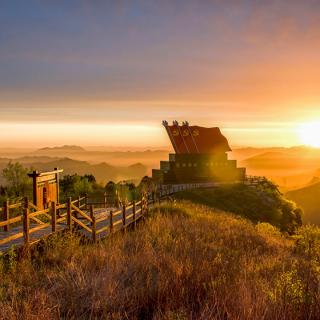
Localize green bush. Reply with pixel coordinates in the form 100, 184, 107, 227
174, 184, 303, 233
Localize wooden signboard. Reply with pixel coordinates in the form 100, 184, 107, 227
28, 168, 63, 210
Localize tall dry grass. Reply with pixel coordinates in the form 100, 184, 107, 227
0, 201, 319, 319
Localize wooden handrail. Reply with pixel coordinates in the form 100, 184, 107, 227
0, 190, 163, 252
0, 232, 24, 246
126, 213, 134, 220
71, 216, 92, 233
95, 215, 109, 224
28, 202, 38, 211
71, 203, 93, 223
23, 197, 30, 245
90, 205, 96, 242
29, 223, 51, 234
28, 208, 50, 218
111, 209, 122, 217
30, 216, 45, 225
0, 215, 22, 227
57, 216, 67, 223
113, 220, 123, 227
8, 203, 22, 209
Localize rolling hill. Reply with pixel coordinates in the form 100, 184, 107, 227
287, 182, 320, 224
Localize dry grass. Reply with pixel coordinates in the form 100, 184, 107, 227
0, 201, 319, 319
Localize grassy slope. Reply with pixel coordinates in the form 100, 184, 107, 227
287, 182, 320, 225
0, 202, 319, 319
173, 184, 302, 232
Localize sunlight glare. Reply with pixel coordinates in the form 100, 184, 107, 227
298, 122, 320, 147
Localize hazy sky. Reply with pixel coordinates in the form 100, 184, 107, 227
1, 0, 320, 148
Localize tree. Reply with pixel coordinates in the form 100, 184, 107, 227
84, 174, 96, 184
139, 176, 156, 193
73, 178, 93, 196
60, 174, 97, 198
60, 174, 79, 195
2, 162, 31, 197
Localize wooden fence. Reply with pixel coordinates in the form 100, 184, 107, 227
0, 193, 151, 251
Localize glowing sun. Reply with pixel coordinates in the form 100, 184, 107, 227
298, 122, 320, 147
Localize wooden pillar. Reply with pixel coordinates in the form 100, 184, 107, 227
109, 210, 113, 234
31, 171, 38, 207
104, 192, 107, 208
84, 193, 88, 210
67, 197, 72, 231
141, 195, 144, 215
23, 197, 30, 245
51, 201, 57, 233
122, 204, 126, 228
133, 200, 136, 228
146, 194, 149, 215
2, 200, 9, 232
54, 167, 60, 205
90, 205, 96, 243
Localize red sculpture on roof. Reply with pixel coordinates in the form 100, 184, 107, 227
162, 120, 231, 154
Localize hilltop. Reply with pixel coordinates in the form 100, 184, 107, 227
0, 202, 319, 319
174, 184, 302, 233
36, 145, 86, 153
287, 182, 320, 224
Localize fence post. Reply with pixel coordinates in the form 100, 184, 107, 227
141, 195, 144, 215
84, 193, 88, 210
51, 201, 57, 233
109, 210, 113, 234
90, 205, 96, 243
133, 200, 136, 228
122, 204, 126, 228
3, 200, 9, 232
67, 197, 72, 231
146, 194, 149, 216
23, 197, 30, 245
104, 192, 107, 208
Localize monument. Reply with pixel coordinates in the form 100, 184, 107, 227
152, 121, 245, 184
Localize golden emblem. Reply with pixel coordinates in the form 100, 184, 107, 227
172, 129, 179, 136
192, 129, 199, 137
182, 129, 189, 136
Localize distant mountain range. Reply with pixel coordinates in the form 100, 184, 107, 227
37, 145, 86, 152
0, 156, 147, 185
1, 144, 320, 190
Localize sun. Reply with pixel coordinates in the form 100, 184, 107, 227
298, 122, 320, 147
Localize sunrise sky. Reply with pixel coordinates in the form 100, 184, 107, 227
1, 1, 320, 148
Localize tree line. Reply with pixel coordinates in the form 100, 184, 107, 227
0, 161, 155, 205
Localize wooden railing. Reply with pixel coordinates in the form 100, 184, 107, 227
0, 194, 151, 250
